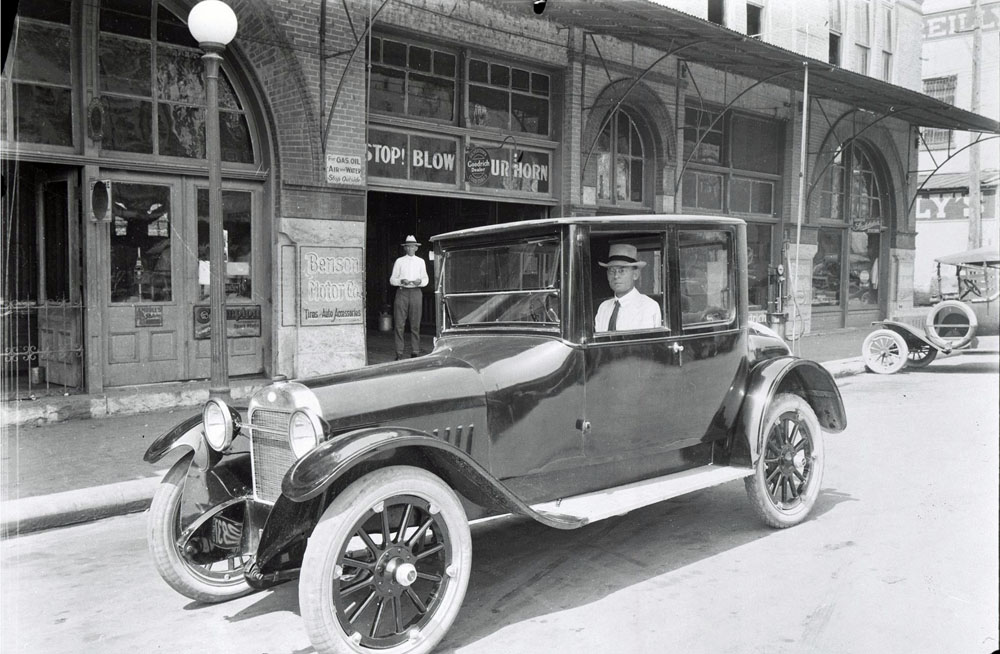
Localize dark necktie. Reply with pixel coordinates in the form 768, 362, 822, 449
608, 300, 621, 331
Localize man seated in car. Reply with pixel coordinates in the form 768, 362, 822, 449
595, 243, 662, 332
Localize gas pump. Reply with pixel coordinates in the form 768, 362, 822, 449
766, 253, 787, 334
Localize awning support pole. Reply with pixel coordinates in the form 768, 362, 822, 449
791, 62, 809, 349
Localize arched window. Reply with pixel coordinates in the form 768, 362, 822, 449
596, 109, 645, 205
813, 140, 889, 312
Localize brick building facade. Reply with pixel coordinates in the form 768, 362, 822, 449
2, 0, 996, 394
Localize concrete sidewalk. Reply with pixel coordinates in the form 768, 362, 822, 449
1, 328, 993, 536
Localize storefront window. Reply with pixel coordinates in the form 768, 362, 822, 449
812, 140, 886, 309
468, 58, 549, 136
94, 1, 254, 163
197, 189, 253, 301
370, 37, 456, 122
110, 183, 173, 303
6, 4, 74, 146
597, 109, 644, 204
813, 228, 842, 307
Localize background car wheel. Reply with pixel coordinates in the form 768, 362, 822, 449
925, 300, 977, 350
745, 394, 824, 529
299, 466, 472, 654
146, 454, 254, 603
862, 329, 909, 374
905, 344, 938, 368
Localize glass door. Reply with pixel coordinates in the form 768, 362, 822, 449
103, 176, 185, 385
188, 182, 265, 379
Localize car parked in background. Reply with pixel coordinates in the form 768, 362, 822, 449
145, 216, 846, 654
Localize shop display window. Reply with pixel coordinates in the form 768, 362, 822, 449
596, 109, 645, 204
812, 229, 843, 307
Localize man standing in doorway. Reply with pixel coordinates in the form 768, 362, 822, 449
389, 235, 429, 359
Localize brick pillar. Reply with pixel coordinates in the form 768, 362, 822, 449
888, 247, 916, 319
785, 242, 818, 338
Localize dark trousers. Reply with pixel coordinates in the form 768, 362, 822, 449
393, 287, 423, 356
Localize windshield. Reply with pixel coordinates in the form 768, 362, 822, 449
441, 239, 561, 328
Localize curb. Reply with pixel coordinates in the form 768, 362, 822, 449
0, 359, 877, 538
1, 475, 162, 537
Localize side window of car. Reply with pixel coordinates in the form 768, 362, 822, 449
590, 233, 668, 334
679, 229, 736, 328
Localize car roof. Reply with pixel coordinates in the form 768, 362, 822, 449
430, 215, 746, 243
935, 246, 1000, 266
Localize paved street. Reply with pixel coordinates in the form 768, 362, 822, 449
2, 353, 997, 654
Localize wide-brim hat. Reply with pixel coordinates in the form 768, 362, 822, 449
599, 243, 646, 268
401, 235, 421, 246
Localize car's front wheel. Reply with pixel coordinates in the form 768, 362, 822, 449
147, 454, 254, 603
745, 394, 824, 528
299, 466, 472, 654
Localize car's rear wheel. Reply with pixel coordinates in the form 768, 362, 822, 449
862, 329, 908, 374
147, 454, 254, 602
745, 394, 824, 528
299, 466, 472, 654
905, 343, 938, 368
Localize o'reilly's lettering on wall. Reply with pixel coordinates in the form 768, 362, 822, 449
300, 246, 364, 326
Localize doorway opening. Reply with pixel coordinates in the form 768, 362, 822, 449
365, 191, 548, 361
1, 161, 84, 399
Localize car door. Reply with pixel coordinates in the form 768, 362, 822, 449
579, 224, 745, 488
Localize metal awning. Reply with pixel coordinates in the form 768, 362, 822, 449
493, 0, 999, 133
918, 170, 1000, 191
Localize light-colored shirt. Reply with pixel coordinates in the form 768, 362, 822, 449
595, 287, 662, 331
389, 254, 429, 288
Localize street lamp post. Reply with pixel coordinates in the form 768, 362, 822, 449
188, 0, 238, 400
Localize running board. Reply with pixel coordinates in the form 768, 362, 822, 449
530, 465, 754, 524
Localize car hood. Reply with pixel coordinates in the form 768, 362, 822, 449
298, 334, 571, 431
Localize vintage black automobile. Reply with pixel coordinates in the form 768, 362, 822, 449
145, 216, 846, 654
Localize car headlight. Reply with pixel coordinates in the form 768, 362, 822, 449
203, 399, 238, 452
289, 409, 322, 458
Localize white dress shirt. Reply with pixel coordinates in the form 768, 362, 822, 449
595, 287, 662, 331
389, 254, 429, 288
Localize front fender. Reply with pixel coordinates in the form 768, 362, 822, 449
283, 426, 585, 530
144, 413, 207, 467
739, 357, 847, 464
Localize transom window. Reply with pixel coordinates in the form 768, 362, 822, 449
468, 58, 550, 136
5, 1, 74, 146
682, 107, 782, 215
369, 36, 457, 122
96, 0, 254, 162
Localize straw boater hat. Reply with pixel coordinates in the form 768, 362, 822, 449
401, 235, 421, 247
599, 243, 646, 268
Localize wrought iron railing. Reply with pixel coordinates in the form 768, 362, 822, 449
1, 300, 85, 399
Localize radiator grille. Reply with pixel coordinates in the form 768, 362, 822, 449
249, 409, 295, 504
